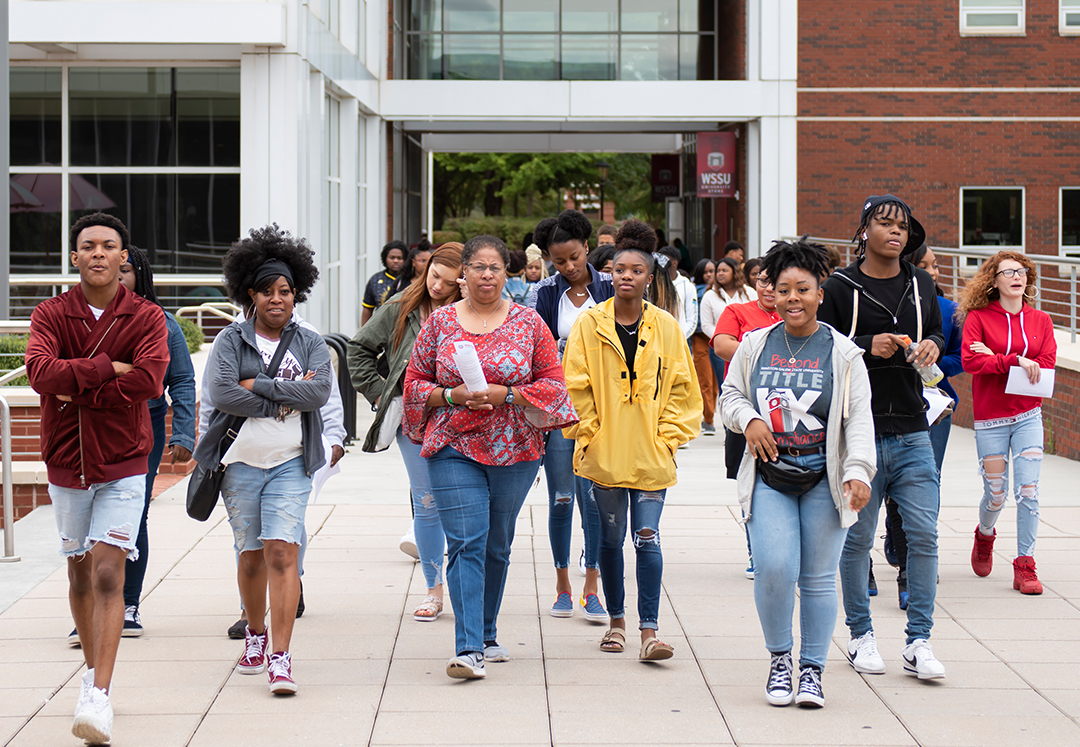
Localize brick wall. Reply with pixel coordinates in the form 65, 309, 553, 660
717, 0, 747, 81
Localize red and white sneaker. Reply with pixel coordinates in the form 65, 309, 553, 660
237, 626, 268, 674
267, 651, 298, 695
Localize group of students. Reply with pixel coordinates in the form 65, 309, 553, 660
24, 191, 1057, 744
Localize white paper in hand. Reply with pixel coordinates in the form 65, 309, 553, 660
452, 341, 489, 393
1005, 366, 1055, 398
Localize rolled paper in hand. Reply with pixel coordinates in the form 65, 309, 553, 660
452, 341, 489, 393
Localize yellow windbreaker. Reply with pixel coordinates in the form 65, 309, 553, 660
562, 299, 702, 491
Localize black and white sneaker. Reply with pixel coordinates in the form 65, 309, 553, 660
765, 652, 794, 706
122, 605, 144, 638
67, 628, 81, 648
795, 665, 825, 708
446, 652, 486, 679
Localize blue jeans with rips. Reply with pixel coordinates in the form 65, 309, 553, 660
592, 485, 666, 630
975, 412, 1043, 558
747, 453, 848, 669
426, 447, 540, 656
543, 429, 601, 570
840, 432, 940, 645
397, 428, 446, 588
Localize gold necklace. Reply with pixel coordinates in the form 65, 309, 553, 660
467, 298, 503, 328
783, 326, 816, 364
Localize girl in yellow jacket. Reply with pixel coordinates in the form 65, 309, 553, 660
562, 220, 702, 661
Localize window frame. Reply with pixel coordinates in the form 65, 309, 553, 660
959, 0, 1026, 36
959, 186, 1026, 271
1060, 186, 1080, 258
1061, 0, 1080, 34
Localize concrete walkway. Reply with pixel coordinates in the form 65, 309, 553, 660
2, 408, 1079, 747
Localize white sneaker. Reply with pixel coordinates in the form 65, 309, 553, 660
399, 528, 419, 560
72, 685, 113, 745
76, 669, 95, 714
846, 631, 886, 674
902, 639, 946, 680
446, 652, 486, 679
577, 550, 587, 577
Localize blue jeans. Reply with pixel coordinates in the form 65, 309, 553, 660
928, 414, 952, 474
426, 447, 539, 655
124, 402, 166, 607
397, 428, 446, 588
747, 454, 847, 669
543, 429, 601, 570
50, 475, 146, 559
840, 432, 940, 645
975, 412, 1043, 558
221, 457, 312, 553
592, 485, 666, 630
708, 347, 726, 394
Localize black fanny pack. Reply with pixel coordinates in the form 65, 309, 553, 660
756, 456, 826, 497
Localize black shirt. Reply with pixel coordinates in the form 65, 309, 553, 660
615, 318, 639, 381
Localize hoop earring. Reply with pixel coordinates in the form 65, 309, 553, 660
1024, 286, 1039, 300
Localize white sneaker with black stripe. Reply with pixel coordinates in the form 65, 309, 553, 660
446, 652, 486, 679
902, 639, 946, 680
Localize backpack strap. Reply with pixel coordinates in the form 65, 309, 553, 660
913, 274, 923, 343
848, 287, 859, 340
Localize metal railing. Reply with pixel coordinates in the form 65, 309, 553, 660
0, 395, 20, 562
788, 238, 1080, 343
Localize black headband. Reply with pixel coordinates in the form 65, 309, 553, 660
252, 259, 294, 290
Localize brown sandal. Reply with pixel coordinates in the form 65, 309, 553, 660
639, 637, 674, 661
600, 628, 626, 653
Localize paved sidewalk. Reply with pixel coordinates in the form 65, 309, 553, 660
2, 414, 1079, 747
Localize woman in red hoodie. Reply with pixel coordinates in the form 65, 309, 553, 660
959, 251, 1057, 594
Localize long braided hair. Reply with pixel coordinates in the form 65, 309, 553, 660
125, 245, 160, 306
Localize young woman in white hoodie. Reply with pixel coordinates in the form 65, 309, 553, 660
720, 239, 876, 709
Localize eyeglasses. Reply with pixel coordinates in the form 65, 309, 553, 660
756, 277, 773, 288
466, 263, 505, 275
996, 267, 1029, 279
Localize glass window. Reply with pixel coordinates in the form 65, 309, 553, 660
1062, 0, 1080, 32
10, 68, 62, 166
69, 68, 174, 167
9, 173, 63, 272
175, 69, 241, 167
504, 0, 557, 32
562, 35, 617, 80
961, 188, 1024, 247
562, 0, 617, 32
444, 34, 501, 79
622, 0, 678, 32
408, 34, 444, 79
680, 34, 715, 80
1062, 189, 1080, 253
680, 0, 712, 32
444, 0, 498, 32
961, 0, 1025, 33
504, 35, 559, 80
411, 0, 442, 32
621, 35, 679, 81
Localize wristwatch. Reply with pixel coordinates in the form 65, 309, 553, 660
504, 387, 515, 405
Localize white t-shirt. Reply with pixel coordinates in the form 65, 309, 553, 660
557, 289, 596, 341
89, 304, 106, 321
222, 334, 305, 469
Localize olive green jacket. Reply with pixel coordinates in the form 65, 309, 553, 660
347, 294, 422, 452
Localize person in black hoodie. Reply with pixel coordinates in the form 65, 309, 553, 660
818, 195, 947, 682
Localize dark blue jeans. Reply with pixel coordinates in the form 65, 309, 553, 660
123, 403, 166, 608
592, 485, 667, 630
426, 447, 540, 656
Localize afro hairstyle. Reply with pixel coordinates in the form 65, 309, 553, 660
221, 224, 320, 306
534, 209, 593, 252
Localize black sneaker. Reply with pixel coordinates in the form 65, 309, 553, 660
765, 652, 794, 706
868, 559, 878, 597
227, 617, 248, 639
67, 628, 81, 648
795, 665, 825, 708
295, 581, 305, 619
897, 570, 909, 611
121, 605, 144, 638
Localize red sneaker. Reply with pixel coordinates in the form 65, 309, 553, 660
268, 651, 298, 695
237, 626, 268, 674
1013, 556, 1043, 595
971, 527, 995, 577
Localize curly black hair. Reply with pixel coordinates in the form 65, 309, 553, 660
69, 212, 130, 254
758, 236, 830, 289
221, 224, 320, 306
461, 235, 510, 268
380, 240, 408, 268
589, 244, 617, 271
852, 200, 912, 258
125, 245, 159, 306
534, 209, 593, 252
612, 219, 657, 273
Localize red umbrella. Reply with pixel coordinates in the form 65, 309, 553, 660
9, 179, 44, 212
10, 173, 116, 213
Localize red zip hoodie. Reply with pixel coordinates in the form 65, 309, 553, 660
25, 284, 169, 489
961, 300, 1057, 424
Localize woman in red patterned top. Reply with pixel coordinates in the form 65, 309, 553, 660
404, 234, 577, 680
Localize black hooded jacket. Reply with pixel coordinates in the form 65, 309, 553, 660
818, 258, 944, 434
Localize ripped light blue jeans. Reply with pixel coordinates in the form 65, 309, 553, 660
221, 456, 311, 553
592, 485, 666, 630
975, 410, 1043, 558
397, 427, 445, 589
543, 429, 601, 570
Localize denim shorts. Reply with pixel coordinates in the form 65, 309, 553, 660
221, 456, 312, 553
49, 475, 147, 560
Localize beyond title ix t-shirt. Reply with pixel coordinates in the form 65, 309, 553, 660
753, 325, 833, 448
222, 334, 306, 469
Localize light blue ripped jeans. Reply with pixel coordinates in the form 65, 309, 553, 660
221, 456, 311, 553
397, 427, 445, 589
975, 410, 1044, 558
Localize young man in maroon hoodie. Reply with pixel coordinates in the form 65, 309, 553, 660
25, 213, 168, 745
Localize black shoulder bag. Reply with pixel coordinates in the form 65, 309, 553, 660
186, 327, 298, 521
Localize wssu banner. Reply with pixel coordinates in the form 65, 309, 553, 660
696, 132, 736, 198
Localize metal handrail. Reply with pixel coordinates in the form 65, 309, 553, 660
175, 303, 242, 324
0, 367, 28, 387
0, 395, 20, 562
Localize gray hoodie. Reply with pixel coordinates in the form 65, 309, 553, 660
719, 322, 877, 528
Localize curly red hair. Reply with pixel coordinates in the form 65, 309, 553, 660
958, 250, 1037, 319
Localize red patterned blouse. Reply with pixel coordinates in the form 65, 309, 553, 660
403, 303, 578, 466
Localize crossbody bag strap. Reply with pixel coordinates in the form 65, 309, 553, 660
913, 275, 923, 343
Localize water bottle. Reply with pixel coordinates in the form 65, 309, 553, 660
901, 335, 944, 386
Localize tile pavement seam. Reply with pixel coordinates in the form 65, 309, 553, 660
182, 655, 237, 746
530, 509, 557, 747
1, 665, 79, 747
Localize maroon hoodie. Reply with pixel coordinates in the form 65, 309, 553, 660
961, 300, 1057, 424
26, 284, 169, 489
